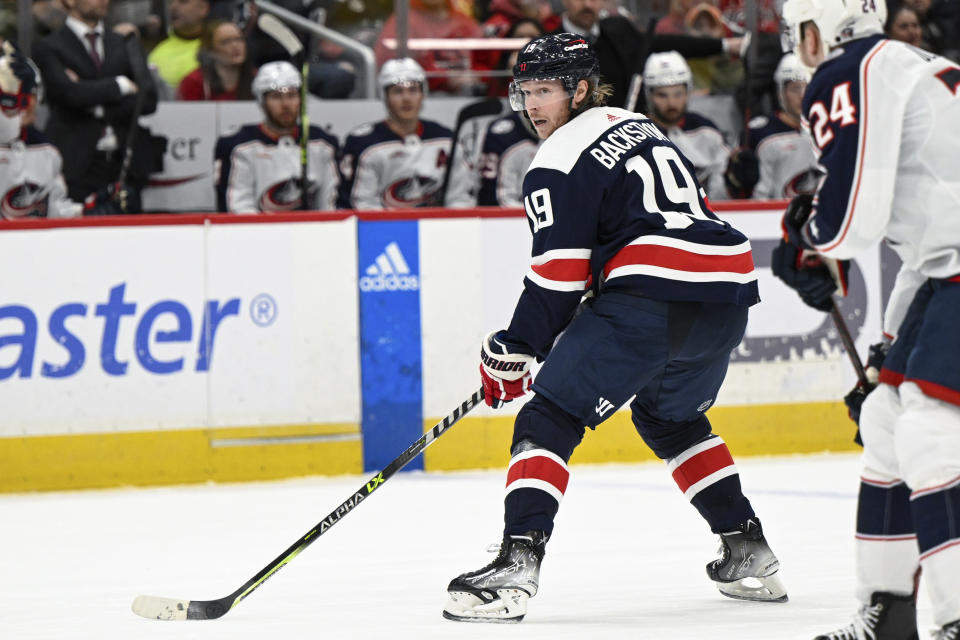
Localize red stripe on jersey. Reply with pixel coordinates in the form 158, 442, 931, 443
878, 368, 904, 387
908, 378, 960, 407
671, 444, 735, 493
530, 257, 591, 282
949, 275, 960, 282
505, 455, 570, 495
602, 244, 754, 278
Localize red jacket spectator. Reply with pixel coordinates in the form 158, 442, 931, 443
375, 0, 491, 95
483, 0, 560, 37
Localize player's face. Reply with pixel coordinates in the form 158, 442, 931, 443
780, 80, 806, 120
649, 85, 688, 125
65, 0, 109, 24
263, 87, 300, 131
797, 23, 826, 69
520, 78, 577, 139
889, 8, 923, 47
385, 82, 424, 123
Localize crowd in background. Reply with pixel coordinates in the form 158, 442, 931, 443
0, 0, 959, 215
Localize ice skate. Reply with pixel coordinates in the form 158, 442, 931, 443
813, 592, 918, 640
442, 530, 546, 623
934, 620, 960, 640
706, 517, 788, 602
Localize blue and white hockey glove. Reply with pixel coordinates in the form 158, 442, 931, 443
480, 330, 534, 409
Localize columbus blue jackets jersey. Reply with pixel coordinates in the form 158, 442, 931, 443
506, 107, 759, 358
0, 127, 81, 219
745, 112, 819, 199
337, 119, 452, 209
477, 111, 539, 207
214, 124, 339, 213
800, 35, 960, 279
653, 111, 730, 202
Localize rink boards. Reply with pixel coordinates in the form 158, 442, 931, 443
0, 204, 884, 491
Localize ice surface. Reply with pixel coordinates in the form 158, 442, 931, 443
0, 454, 936, 639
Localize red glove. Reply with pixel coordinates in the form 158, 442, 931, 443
479, 330, 534, 409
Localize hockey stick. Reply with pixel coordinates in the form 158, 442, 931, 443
131, 387, 484, 621
829, 300, 869, 387
109, 33, 149, 212
256, 13, 310, 210
439, 97, 504, 205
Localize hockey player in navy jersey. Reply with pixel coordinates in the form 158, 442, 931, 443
0, 42, 81, 220
336, 58, 452, 210
772, 0, 960, 637
475, 110, 540, 206
442, 33, 787, 624
725, 53, 820, 199
642, 51, 731, 202
214, 62, 339, 213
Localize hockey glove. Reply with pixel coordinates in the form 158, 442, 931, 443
724, 147, 759, 199
771, 241, 841, 311
781, 193, 814, 249
83, 182, 141, 216
843, 341, 890, 431
480, 330, 534, 409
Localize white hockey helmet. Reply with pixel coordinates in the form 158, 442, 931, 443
781, 0, 886, 61
642, 51, 693, 100
252, 61, 301, 106
378, 57, 427, 96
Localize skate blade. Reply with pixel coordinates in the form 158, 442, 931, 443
442, 589, 529, 623
716, 572, 788, 603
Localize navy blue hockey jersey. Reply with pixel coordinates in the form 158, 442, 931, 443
477, 111, 539, 207
506, 107, 759, 358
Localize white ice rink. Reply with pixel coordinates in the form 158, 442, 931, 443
1, 453, 937, 640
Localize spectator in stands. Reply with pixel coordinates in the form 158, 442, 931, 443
900, 0, 960, 61
553, 0, 748, 109
685, 3, 743, 95
643, 51, 729, 201
337, 58, 453, 209
724, 53, 818, 200
715, 0, 783, 117
885, 5, 924, 47
0, 41, 81, 219
375, 0, 490, 95
654, 0, 699, 34
33, 0, 160, 210
487, 18, 543, 96
147, 0, 209, 92
214, 62, 339, 213
178, 20, 254, 100
483, 0, 559, 38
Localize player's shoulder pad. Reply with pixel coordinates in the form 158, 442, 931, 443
215, 123, 261, 153
747, 115, 769, 129
419, 119, 453, 140
347, 122, 376, 139
682, 111, 721, 133
488, 116, 516, 136
308, 124, 339, 147
528, 107, 662, 175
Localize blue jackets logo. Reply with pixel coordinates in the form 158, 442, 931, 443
359, 241, 420, 292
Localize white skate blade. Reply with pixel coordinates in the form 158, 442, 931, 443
442, 589, 529, 623
716, 572, 788, 602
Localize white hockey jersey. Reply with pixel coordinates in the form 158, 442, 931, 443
476, 111, 540, 207
653, 111, 730, 202
0, 127, 81, 220
214, 124, 340, 214
801, 35, 960, 279
745, 112, 819, 199
337, 120, 452, 210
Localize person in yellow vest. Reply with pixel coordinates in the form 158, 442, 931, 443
147, 0, 209, 91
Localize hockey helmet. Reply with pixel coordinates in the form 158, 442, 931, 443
0, 41, 36, 116
252, 61, 301, 106
773, 53, 810, 110
781, 0, 886, 62
378, 58, 426, 96
508, 33, 600, 112
642, 51, 693, 94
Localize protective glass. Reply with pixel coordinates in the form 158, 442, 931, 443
508, 77, 575, 112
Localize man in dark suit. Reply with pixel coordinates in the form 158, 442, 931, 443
552, 0, 747, 110
32, 0, 159, 210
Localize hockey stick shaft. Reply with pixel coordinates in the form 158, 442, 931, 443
830, 302, 869, 387
117, 33, 148, 187
132, 387, 484, 621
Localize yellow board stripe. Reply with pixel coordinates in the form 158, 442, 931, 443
0, 402, 858, 493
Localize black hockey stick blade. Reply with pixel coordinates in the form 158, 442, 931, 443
131, 388, 484, 620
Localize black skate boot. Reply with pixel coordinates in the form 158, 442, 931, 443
706, 517, 788, 602
934, 620, 960, 640
813, 592, 918, 640
442, 530, 546, 623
